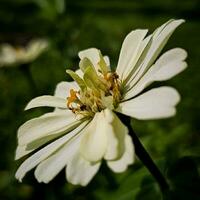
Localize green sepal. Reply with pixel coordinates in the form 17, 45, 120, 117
98, 50, 109, 75
66, 69, 86, 91
83, 66, 107, 92
79, 57, 94, 73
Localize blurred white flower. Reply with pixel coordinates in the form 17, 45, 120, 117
15, 19, 187, 186
0, 39, 48, 67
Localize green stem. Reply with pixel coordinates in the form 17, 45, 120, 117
118, 113, 169, 193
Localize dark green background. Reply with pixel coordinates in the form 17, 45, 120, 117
0, 0, 199, 199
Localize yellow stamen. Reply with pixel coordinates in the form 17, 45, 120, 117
67, 89, 78, 108
66, 71, 121, 117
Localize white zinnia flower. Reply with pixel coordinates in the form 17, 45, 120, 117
15, 19, 187, 186
0, 39, 48, 67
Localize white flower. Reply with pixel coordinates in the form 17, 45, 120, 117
0, 39, 48, 67
15, 19, 187, 186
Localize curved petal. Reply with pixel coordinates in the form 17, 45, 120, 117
66, 151, 101, 186
125, 19, 185, 88
151, 49, 187, 81
17, 111, 81, 149
107, 134, 134, 173
78, 48, 100, 69
80, 111, 109, 162
54, 81, 79, 99
104, 109, 127, 161
78, 48, 110, 73
25, 95, 67, 110
15, 122, 87, 181
104, 55, 110, 69
34, 121, 89, 183
116, 29, 148, 80
15, 145, 33, 160
117, 86, 180, 120
34, 140, 78, 183
124, 48, 187, 100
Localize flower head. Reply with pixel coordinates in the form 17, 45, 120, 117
0, 39, 48, 67
15, 19, 187, 186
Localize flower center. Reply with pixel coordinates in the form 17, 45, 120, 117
67, 71, 121, 117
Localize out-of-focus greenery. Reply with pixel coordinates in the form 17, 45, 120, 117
0, 0, 200, 199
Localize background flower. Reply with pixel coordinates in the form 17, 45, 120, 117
0, 39, 48, 67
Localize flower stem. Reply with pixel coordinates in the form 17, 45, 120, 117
118, 114, 169, 193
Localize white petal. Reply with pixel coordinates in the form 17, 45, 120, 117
116, 29, 148, 80
153, 19, 174, 39
124, 48, 187, 99
34, 121, 89, 183
122, 34, 152, 82
17, 111, 81, 148
78, 48, 100, 68
104, 109, 127, 161
125, 19, 185, 87
80, 111, 109, 162
54, 81, 79, 99
66, 151, 100, 186
107, 134, 134, 173
104, 56, 110, 68
151, 48, 187, 80
78, 48, 110, 73
15, 145, 33, 160
34, 140, 78, 183
25, 95, 67, 110
15, 122, 87, 182
117, 86, 180, 120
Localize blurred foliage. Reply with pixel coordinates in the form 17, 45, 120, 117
0, 0, 200, 199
